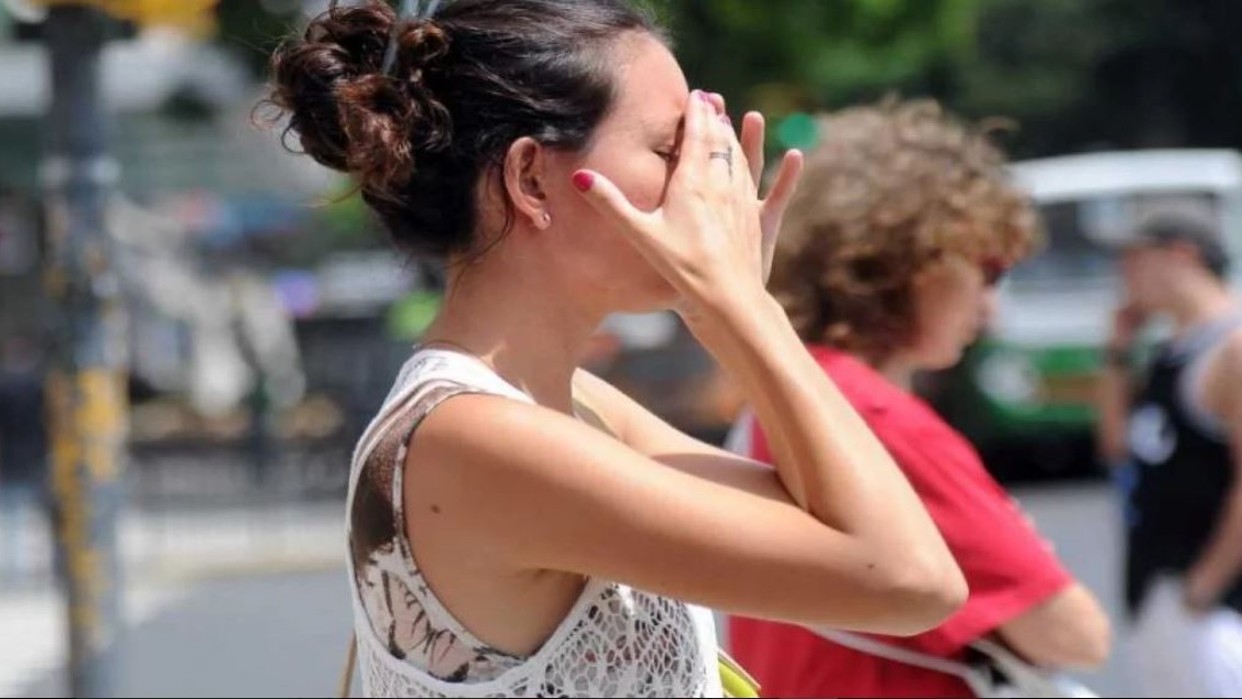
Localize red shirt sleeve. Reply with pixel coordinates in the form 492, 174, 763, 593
875, 426, 1073, 656
747, 412, 773, 464
744, 398, 1072, 658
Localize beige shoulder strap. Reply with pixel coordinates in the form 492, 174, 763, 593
571, 379, 622, 440
338, 635, 358, 698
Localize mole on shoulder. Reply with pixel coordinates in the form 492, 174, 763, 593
431, 504, 442, 515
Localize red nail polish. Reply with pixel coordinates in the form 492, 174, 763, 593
572, 171, 594, 192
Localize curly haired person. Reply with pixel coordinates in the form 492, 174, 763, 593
727, 99, 1112, 698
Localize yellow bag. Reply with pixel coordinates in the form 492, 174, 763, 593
718, 648, 762, 698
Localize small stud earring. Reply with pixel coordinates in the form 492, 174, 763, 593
542, 213, 552, 228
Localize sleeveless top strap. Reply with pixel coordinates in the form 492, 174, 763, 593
349, 351, 534, 684
1176, 313, 1242, 440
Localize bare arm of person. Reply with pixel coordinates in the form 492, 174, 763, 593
1097, 366, 1132, 465
408, 319, 963, 638
996, 583, 1112, 669
577, 370, 1114, 669
1185, 333, 1242, 612
1096, 304, 1146, 465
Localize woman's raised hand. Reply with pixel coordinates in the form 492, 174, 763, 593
573, 90, 803, 321
738, 109, 804, 284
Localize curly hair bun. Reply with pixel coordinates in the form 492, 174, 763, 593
264, 0, 662, 260
269, 3, 450, 193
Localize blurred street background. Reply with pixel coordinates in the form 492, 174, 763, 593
2, 0, 1242, 696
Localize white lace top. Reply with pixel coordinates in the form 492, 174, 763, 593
345, 348, 723, 698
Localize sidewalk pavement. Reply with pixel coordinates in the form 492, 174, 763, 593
2, 484, 1134, 697
0, 500, 347, 697
2, 499, 345, 584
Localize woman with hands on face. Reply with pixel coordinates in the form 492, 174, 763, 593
269, 3, 965, 695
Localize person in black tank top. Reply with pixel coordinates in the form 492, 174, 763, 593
1096, 207, 1242, 697
1125, 315, 1242, 616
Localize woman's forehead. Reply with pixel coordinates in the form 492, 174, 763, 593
606, 34, 688, 134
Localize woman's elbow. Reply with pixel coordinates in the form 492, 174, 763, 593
879, 554, 969, 637
1079, 629, 1113, 670
1002, 592, 1113, 670
1055, 611, 1112, 669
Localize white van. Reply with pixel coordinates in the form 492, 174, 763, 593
935, 149, 1242, 480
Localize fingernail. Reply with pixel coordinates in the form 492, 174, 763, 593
572, 171, 594, 192
695, 90, 709, 102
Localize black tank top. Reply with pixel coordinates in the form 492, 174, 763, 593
1125, 314, 1242, 616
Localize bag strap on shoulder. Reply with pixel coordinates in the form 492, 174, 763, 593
811, 628, 978, 681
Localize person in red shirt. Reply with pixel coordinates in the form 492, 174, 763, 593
726, 99, 1112, 698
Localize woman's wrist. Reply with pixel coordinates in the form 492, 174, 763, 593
682, 284, 782, 339
687, 291, 814, 393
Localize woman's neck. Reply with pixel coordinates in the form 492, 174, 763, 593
877, 358, 917, 393
421, 256, 605, 415
863, 345, 920, 392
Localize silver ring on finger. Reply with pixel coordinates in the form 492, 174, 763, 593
709, 147, 734, 179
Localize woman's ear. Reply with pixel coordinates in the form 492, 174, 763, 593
503, 137, 553, 230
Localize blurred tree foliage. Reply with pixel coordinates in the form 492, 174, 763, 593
658, 0, 1242, 159
197, 0, 1242, 274
960, 0, 1242, 157
653, 0, 980, 118
213, 0, 1242, 158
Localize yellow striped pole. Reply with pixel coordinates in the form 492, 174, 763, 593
41, 4, 126, 695
37, 2, 218, 693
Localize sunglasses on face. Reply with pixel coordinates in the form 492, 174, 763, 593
981, 257, 1008, 287
929, 249, 1009, 287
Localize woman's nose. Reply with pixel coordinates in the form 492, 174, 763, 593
980, 289, 999, 325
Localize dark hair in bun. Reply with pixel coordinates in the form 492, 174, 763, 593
266, 0, 664, 258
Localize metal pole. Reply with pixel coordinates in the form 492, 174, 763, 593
42, 5, 127, 697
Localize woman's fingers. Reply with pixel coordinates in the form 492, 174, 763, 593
762, 149, 805, 218
701, 96, 737, 188
571, 169, 652, 241
740, 112, 766, 189
675, 90, 718, 186
759, 150, 805, 283
678, 90, 750, 193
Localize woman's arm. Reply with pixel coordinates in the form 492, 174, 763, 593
407, 319, 964, 637
996, 583, 1112, 669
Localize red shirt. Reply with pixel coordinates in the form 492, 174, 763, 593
728, 345, 1072, 698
